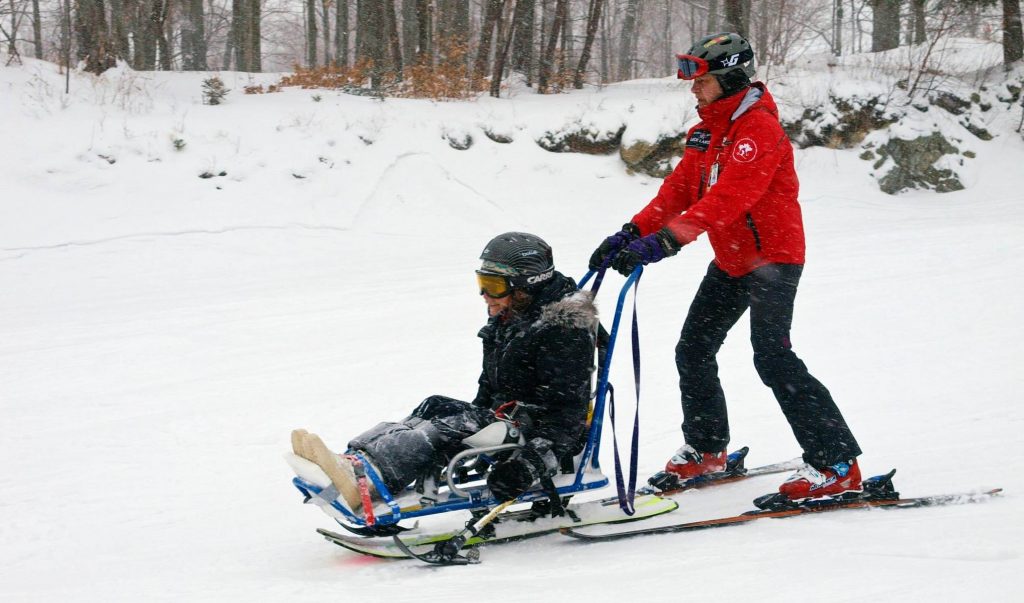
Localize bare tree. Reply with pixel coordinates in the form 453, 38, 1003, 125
322, 0, 332, 65
511, 0, 534, 78
617, 0, 639, 80
573, 0, 603, 87
1005, 0, 1023, 66
357, 0, 387, 86
384, 0, 402, 76
474, 0, 503, 83
490, 0, 518, 95
232, 0, 260, 71
538, 0, 566, 90
871, 0, 900, 52
335, 0, 348, 66
31, 0, 41, 57
182, 0, 208, 69
75, 0, 116, 72
723, 0, 746, 36
305, 0, 317, 66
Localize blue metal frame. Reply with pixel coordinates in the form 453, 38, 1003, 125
292, 268, 636, 528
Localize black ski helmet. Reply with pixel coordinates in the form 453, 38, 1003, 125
479, 232, 555, 291
683, 32, 756, 97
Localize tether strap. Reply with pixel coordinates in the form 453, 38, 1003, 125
345, 455, 376, 527
598, 266, 638, 515
578, 265, 643, 515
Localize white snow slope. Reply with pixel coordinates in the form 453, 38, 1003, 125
2, 50, 1023, 602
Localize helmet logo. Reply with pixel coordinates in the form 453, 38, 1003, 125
721, 53, 741, 67
526, 268, 554, 285
733, 138, 757, 163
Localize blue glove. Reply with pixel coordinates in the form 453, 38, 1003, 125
611, 228, 682, 276
589, 223, 641, 270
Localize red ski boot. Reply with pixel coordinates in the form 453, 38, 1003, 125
778, 459, 863, 501
664, 445, 728, 480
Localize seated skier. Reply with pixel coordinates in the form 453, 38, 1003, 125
291, 232, 598, 512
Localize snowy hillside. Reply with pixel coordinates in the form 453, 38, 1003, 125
2, 48, 1023, 602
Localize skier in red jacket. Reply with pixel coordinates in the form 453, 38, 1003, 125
590, 33, 863, 503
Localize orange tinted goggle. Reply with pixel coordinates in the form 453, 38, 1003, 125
476, 271, 513, 298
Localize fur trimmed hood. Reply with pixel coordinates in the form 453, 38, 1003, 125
536, 290, 599, 332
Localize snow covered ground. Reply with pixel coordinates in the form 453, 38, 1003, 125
2, 52, 1023, 601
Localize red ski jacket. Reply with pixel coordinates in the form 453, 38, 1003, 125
630, 83, 805, 277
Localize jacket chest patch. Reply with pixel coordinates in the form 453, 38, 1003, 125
732, 137, 758, 162
686, 129, 711, 152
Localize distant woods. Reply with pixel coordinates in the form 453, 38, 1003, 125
1, 0, 1021, 92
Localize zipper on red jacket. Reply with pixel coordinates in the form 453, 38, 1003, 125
745, 213, 762, 251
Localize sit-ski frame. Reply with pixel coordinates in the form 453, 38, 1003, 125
291, 268, 638, 529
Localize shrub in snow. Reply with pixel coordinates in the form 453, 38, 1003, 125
537, 123, 626, 155
202, 77, 230, 105
483, 128, 514, 144
445, 131, 473, 150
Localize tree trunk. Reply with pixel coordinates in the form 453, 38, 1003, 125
617, 0, 638, 81
358, 0, 386, 87
755, 0, 767, 63
723, 0, 745, 36
335, 0, 348, 66
871, 0, 900, 52
181, 0, 207, 69
31, 0, 42, 58
401, 0, 416, 65
75, 0, 116, 73
511, 0, 534, 74
323, 0, 332, 65
248, 0, 261, 71
234, 0, 260, 71
474, 0, 503, 83
708, 0, 718, 31
1005, 0, 1024, 66
452, 0, 469, 49
384, 0, 403, 76
599, 0, 609, 83
833, 0, 843, 55
573, 0, 603, 87
414, 0, 428, 64
490, 0, 517, 96
538, 0, 565, 90
306, 0, 317, 66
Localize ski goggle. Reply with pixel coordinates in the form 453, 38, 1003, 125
676, 55, 711, 80
476, 271, 513, 298
676, 48, 754, 80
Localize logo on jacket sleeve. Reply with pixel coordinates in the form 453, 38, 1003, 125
732, 137, 757, 162
686, 129, 711, 152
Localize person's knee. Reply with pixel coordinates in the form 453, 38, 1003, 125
752, 347, 799, 386
676, 336, 715, 376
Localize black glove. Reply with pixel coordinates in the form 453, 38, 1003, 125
589, 223, 641, 271
487, 456, 538, 502
610, 227, 682, 276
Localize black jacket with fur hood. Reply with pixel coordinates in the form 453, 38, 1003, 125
472, 271, 598, 459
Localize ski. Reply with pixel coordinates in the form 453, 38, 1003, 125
563, 471, 1002, 542
641, 446, 803, 495
316, 492, 678, 559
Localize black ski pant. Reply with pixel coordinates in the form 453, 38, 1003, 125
347, 395, 494, 494
675, 262, 861, 468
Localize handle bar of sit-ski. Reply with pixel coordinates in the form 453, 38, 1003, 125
575, 265, 642, 477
